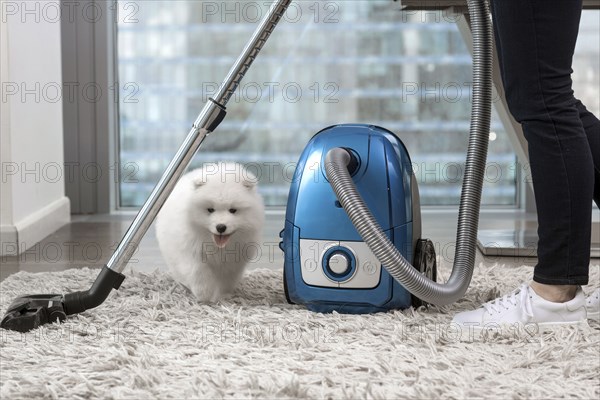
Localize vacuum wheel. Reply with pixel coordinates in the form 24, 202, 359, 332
411, 239, 437, 308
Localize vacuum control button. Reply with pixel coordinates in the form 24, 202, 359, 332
328, 252, 350, 275
363, 261, 377, 275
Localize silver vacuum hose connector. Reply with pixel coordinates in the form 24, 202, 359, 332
325, 0, 492, 306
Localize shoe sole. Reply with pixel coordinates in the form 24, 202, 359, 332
587, 310, 600, 321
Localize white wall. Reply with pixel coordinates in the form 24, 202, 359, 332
0, 3, 70, 255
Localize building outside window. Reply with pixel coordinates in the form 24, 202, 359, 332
117, 1, 599, 208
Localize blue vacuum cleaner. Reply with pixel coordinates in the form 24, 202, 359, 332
1, 0, 492, 331
280, 124, 437, 313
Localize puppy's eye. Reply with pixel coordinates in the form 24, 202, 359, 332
207, 208, 215, 214
229, 208, 237, 214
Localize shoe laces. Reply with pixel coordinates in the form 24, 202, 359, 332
482, 284, 533, 321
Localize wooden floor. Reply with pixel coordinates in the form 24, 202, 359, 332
1, 209, 555, 282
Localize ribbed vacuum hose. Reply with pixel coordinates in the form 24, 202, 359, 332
325, 0, 492, 306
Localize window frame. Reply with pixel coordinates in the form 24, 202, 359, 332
102, 2, 532, 212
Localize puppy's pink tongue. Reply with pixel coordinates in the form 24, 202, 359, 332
213, 234, 231, 248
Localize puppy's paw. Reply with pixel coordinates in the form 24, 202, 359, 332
190, 284, 222, 303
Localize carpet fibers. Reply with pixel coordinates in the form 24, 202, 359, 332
1, 263, 599, 399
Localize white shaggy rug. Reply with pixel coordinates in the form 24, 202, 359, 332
1, 263, 599, 399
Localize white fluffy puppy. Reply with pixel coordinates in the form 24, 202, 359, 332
156, 162, 264, 302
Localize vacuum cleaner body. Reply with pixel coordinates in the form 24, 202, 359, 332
281, 124, 422, 313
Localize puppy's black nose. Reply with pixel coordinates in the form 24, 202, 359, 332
216, 224, 227, 234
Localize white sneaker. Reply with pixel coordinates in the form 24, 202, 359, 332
452, 284, 588, 336
586, 288, 600, 321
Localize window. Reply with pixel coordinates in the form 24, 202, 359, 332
116, 2, 599, 208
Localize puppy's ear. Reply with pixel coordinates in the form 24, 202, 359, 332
241, 172, 259, 190
240, 166, 259, 190
242, 178, 257, 190
192, 177, 206, 189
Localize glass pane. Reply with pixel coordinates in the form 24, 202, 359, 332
117, 1, 527, 207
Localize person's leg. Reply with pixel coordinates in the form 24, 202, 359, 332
492, 0, 594, 289
453, 0, 594, 329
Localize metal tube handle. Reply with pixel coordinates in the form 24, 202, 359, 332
107, 0, 293, 273
212, 0, 292, 106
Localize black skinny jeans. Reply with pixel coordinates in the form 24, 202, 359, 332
490, 0, 600, 285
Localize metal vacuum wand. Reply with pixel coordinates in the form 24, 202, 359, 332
1, 0, 293, 333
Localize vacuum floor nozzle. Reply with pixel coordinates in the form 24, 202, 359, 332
0, 294, 67, 333
1, 266, 125, 332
